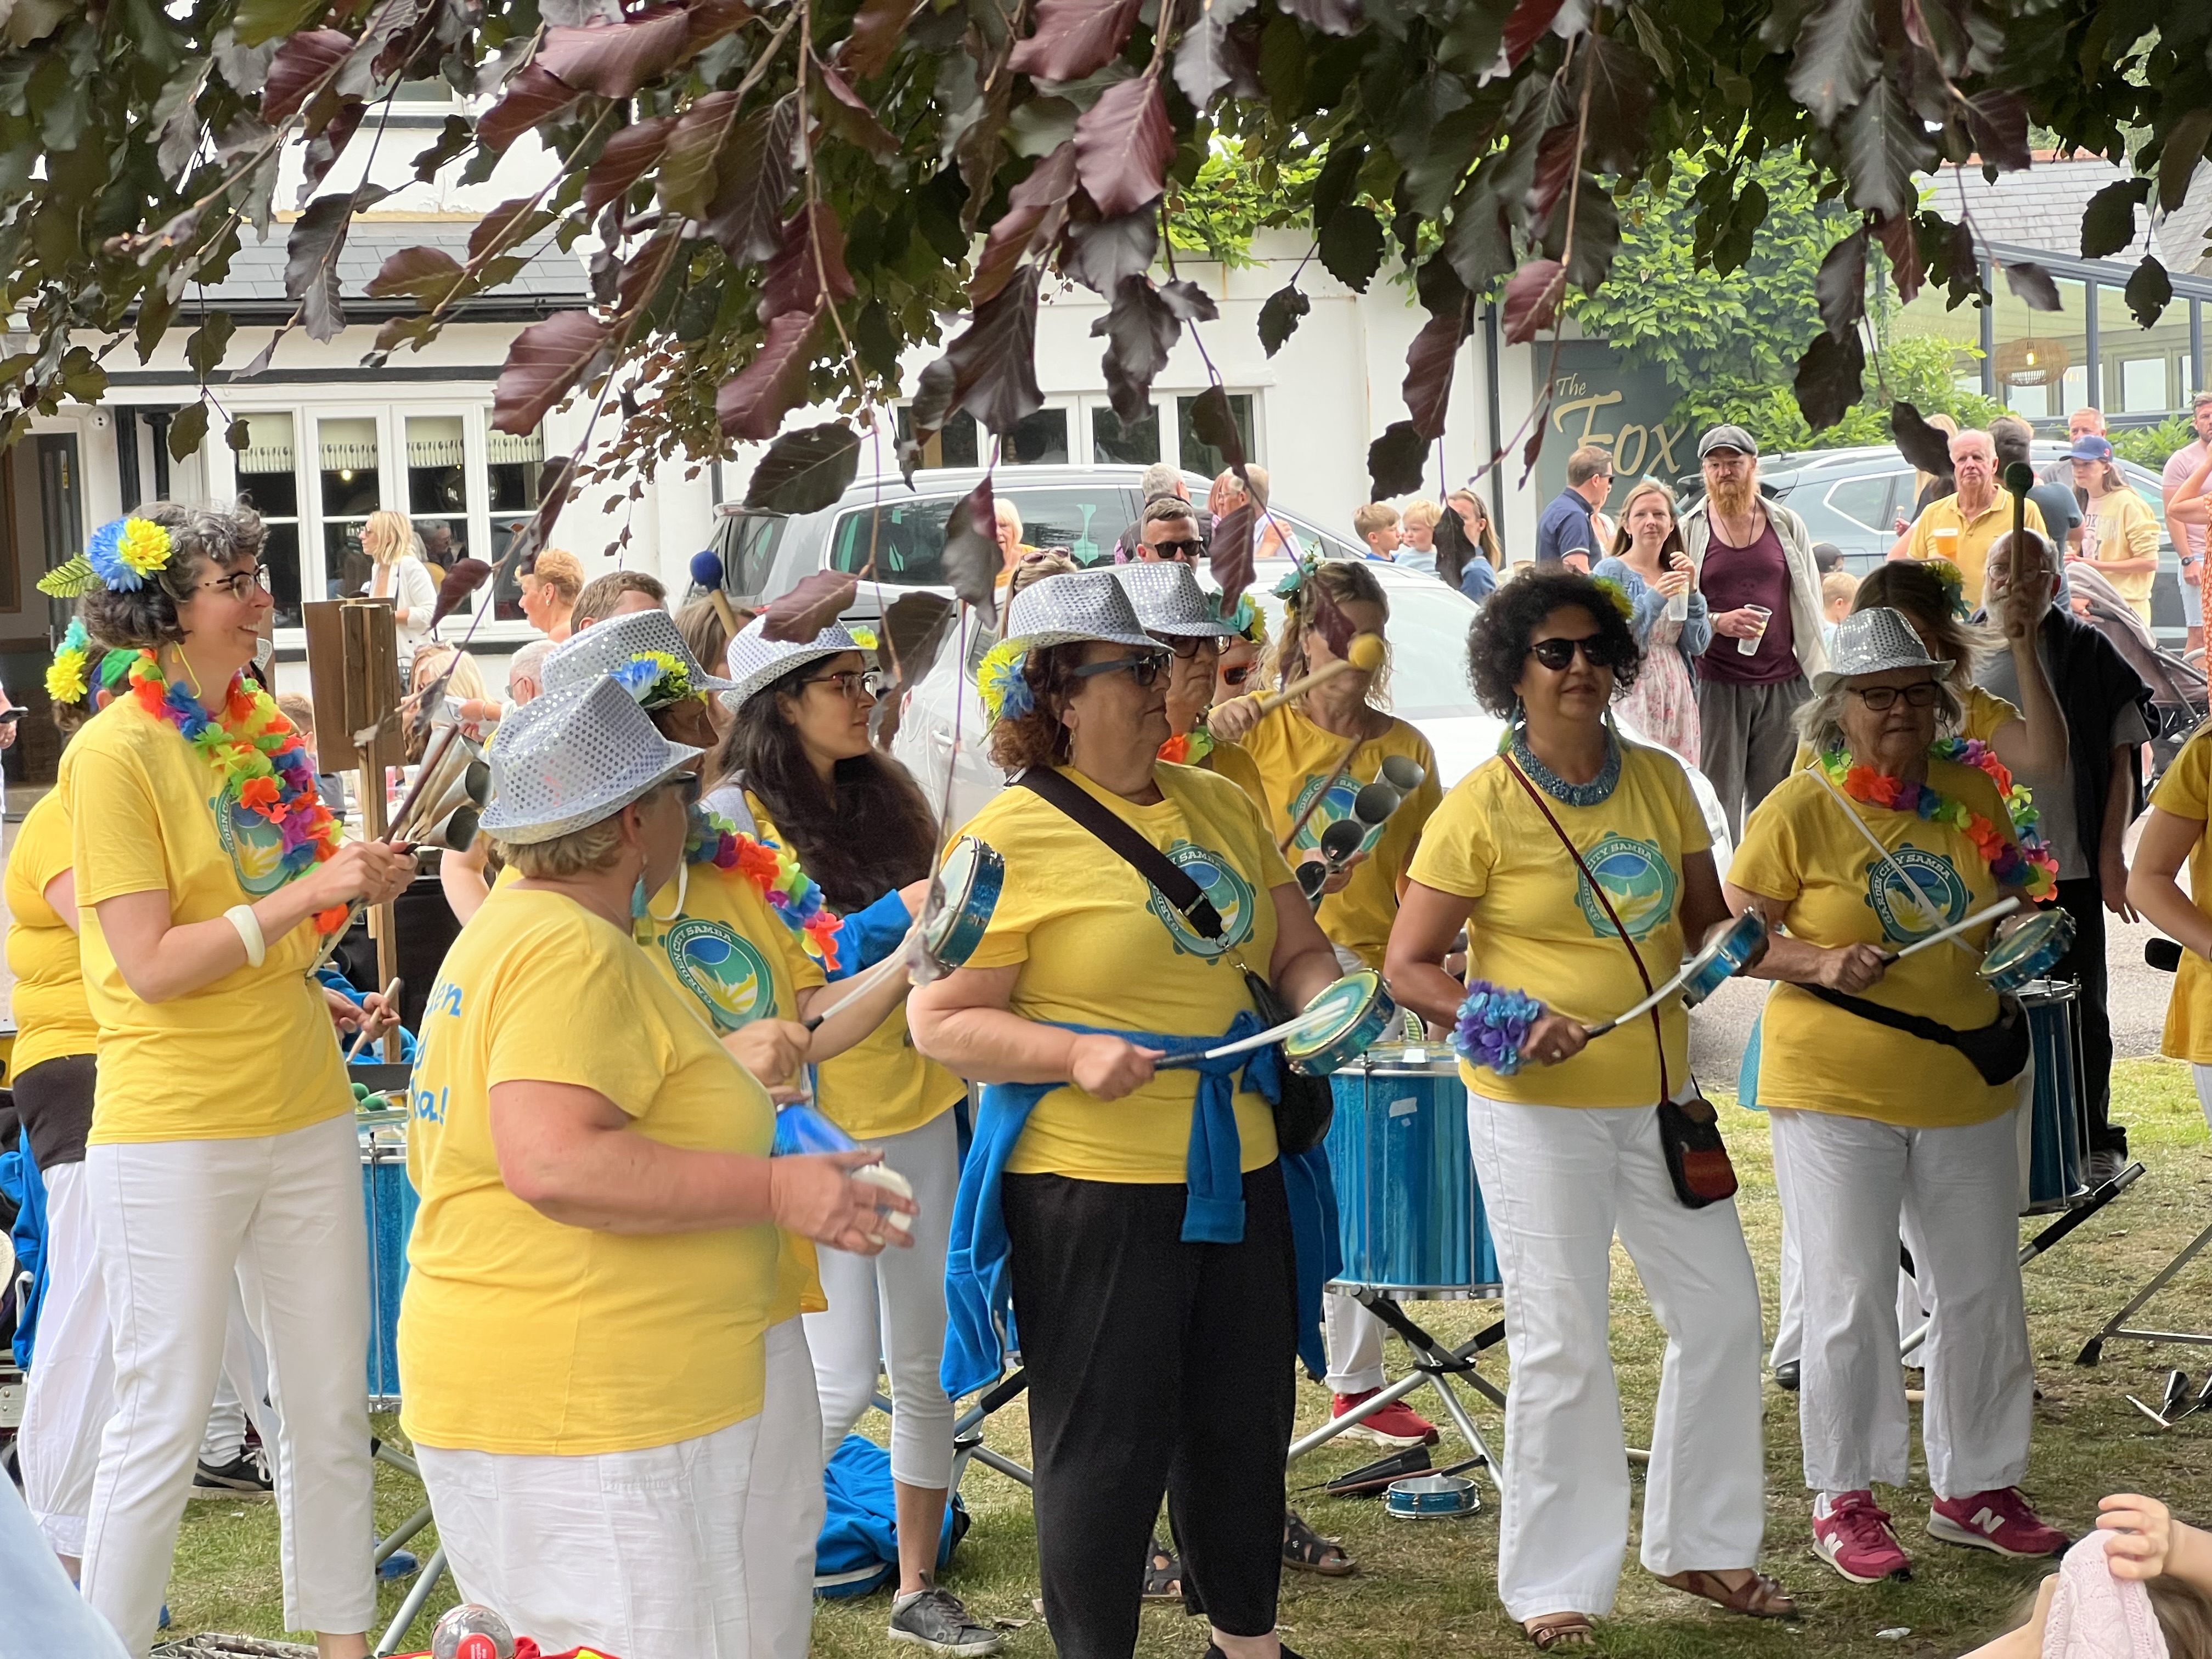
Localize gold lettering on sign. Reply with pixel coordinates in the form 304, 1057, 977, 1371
1647, 422, 1684, 475
1551, 391, 1624, 449
1615, 424, 1649, 477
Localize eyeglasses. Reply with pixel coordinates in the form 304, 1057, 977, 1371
1850, 682, 1942, 711
658, 771, 704, 808
1220, 663, 1255, 687
195, 565, 272, 602
1145, 539, 1205, 560
800, 669, 883, 701
1153, 633, 1218, 661
1526, 636, 1622, 672
1070, 652, 1169, 688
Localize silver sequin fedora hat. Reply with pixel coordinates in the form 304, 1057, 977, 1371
1108, 561, 1239, 637
1002, 568, 1155, 652
542, 606, 736, 703
1811, 605, 1953, 694
478, 678, 704, 844
722, 613, 872, 709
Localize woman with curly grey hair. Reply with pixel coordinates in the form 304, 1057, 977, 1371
64, 501, 415, 1657
1385, 568, 1785, 1649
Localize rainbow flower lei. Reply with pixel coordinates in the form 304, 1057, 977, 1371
1158, 724, 1217, 766
1932, 736, 2047, 851
685, 808, 843, 970
1817, 747, 2059, 900
46, 619, 92, 703
127, 650, 349, 932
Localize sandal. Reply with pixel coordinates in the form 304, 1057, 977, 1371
1524, 1613, 1596, 1650
1283, 1509, 1356, 1577
1654, 1568, 1799, 1620
1143, 1536, 1183, 1600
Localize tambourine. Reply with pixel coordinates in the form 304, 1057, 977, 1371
922, 835, 1003, 969
1282, 968, 1398, 1076
1674, 910, 1771, 1009
1978, 907, 2075, 994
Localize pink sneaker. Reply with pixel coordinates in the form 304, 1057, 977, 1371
1812, 1490, 1912, 1583
1928, 1488, 2068, 1559
1329, 1390, 1438, 1448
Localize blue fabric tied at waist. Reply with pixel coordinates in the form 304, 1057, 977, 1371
941, 1009, 1341, 1400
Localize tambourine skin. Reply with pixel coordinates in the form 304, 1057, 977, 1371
923, 836, 1005, 970
1284, 969, 1398, 1076
1978, 907, 2076, 994
1679, 911, 1770, 1010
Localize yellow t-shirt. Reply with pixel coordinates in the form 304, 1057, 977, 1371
1905, 493, 2047, 607
2151, 727, 2212, 1063
1204, 739, 1271, 816
399, 885, 779, 1455
956, 763, 1294, 1180
1408, 743, 1709, 1108
635, 857, 828, 1322
1237, 705, 1442, 970
2084, 487, 2160, 619
746, 792, 962, 1143
1728, 761, 2021, 1128
70, 696, 347, 1144
7, 784, 98, 1072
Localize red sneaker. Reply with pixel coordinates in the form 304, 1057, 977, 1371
1812, 1490, 1912, 1584
1928, 1488, 2068, 1559
1329, 1389, 1438, 1448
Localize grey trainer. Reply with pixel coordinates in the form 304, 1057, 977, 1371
888, 1587, 1003, 1656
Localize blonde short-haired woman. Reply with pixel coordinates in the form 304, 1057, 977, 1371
362, 509, 438, 666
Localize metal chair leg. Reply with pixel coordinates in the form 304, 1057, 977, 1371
374, 1545, 447, 1657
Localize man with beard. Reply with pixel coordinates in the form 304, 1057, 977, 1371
1680, 426, 1829, 839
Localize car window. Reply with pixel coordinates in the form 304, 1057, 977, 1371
1005, 488, 1121, 565
1268, 512, 1362, 563
714, 512, 787, 595
827, 487, 1126, 584
1249, 573, 1483, 719
1824, 475, 1891, 534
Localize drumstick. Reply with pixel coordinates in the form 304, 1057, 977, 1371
343, 977, 403, 1063
1157, 1007, 1313, 1066
801, 946, 912, 1032
1579, 961, 1702, 1039
1279, 732, 1364, 853
1880, 896, 2022, 963
1240, 634, 1386, 718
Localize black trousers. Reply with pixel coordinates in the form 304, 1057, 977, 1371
2051, 877, 2121, 1154
1003, 1163, 1297, 1659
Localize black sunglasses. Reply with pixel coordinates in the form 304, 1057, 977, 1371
1153, 633, 1218, 661
1220, 663, 1255, 687
658, 771, 704, 808
1146, 539, 1205, 560
1527, 636, 1622, 672
1070, 652, 1170, 688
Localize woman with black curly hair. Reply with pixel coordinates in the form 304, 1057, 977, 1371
1384, 569, 1786, 1650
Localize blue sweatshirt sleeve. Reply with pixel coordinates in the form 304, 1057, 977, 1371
827, 886, 914, 981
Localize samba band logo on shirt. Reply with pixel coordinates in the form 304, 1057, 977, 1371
1146, 840, 1256, 960
1573, 835, 1678, 941
663, 918, 776, 1032
211, 781, 294, 897
1286, 772, 1359, 851
1861, 845, 1968, 945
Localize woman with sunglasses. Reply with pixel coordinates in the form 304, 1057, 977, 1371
1384, 569, 1784, 1650
399, 679, 910, 1659
62, 505, 416, 1656
1725, 607, 2063, 1587
710, 615, 998, 1657
912, 571, 1342, 1659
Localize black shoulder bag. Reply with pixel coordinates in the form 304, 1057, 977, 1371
1013, 766, 1335, 1153
1502, 757, 1738, 1209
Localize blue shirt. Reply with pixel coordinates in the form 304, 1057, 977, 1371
1460, 558, 1498, 603
1536, 489, 1597, 566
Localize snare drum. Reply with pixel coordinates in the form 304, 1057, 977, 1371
2016, 979, 2088, 1215
1980, 909, 2076, 994
1324, 1045, 1500, 1299
360, 1125, 417, 1409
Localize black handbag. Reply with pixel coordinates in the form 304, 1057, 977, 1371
1013, 768, 1335, 1154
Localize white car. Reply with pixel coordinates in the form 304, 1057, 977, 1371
889, 557, 1734, 872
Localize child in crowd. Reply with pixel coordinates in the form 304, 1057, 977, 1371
1821, 569, 1858, 652
1963, 1494, 2212, 1657
275, 692, 345, 814
1396, 500, 1441, 577
1352, 502, 1401, 562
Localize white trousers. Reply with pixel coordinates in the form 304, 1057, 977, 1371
805, 1113, 960, 1490
18, 1165, 274, 1560
1768, 1105, 2032, 1497
1770, 1216, 1929, 1370
1468, 1094, 1767, 1621
418, 1318, 823, 1659
1321, 1293, 1387, 1396
81, 1115, 374, 1654
2192, 1065, 2212, 1132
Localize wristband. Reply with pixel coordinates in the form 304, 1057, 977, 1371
225, 903, 266, 968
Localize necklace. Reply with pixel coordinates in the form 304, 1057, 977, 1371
1511, 726, 1620, 806
685, 806, 844, 969
1816, 748, 2058, 900
127, 651, 348, 933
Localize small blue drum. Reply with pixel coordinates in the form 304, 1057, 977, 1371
359, 1124, 416, 1409
1324, 1045, 1500, 1298
2018, 979, 2087, 1215
1284, 969, 1396, 1076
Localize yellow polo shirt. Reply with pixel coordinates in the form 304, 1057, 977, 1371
1905, 493, 2047, 607
5, 784, 98, 1073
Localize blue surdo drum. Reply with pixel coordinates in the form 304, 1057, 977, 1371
2016, 978, 2088, 1216
1325, 1043, 1500, 1298
360, 1120, 416, 1409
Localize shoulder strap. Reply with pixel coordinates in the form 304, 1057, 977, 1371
1015, 766, 1223, 940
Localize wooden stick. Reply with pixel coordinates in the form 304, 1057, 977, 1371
1278, 731, 1364, 854
802, 946, 912, 1032
344, 977, 403, 1063
1247, 656, 1358, 716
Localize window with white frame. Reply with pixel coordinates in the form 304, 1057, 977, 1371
889, 393, 1261, 477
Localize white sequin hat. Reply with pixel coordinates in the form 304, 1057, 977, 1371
479, 678, 703, 844
722, 614, 872, 709
542, 607, 735, 704
1002, 568, 1155, 652
1812, 605, 1953, 693
1109, 561, 1239, 637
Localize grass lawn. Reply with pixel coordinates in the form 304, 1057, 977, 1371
165, 1058, 2212, 1657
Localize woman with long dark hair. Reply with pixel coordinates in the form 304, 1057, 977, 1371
710, 616, 996, 1657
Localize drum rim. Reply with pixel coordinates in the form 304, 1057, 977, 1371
1283, 968, 1387, 1057
1981, 910, 2070, 972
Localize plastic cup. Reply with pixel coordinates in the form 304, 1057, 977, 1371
1931, 526, 1960, 562
1736, 603, 1772, 656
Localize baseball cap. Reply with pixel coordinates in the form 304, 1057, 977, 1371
2068, 434, 2115, 462
1698, 425, 1758, 460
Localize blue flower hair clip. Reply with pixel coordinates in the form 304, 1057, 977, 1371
977, 639, 1035, 723
43, 516, 174, 597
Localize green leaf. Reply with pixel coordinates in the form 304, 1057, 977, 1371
184, 311, 235, 379
167, 399, 209, 460
233, 0, 328, 48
